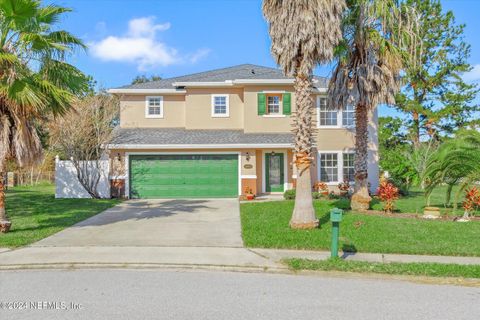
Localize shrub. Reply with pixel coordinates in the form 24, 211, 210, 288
283, 189, 296, 200
312, 192, 322, 199
463, 187, 480, 217
338, 182, 350, 192
284, 190, 327, 200
328, 192, 340, 200
377, 181, 399, 214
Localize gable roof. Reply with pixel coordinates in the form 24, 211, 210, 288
116, 64, 328, 90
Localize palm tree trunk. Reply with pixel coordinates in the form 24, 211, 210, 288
351, 103, 371, 211
290, 75, 318, 229
0, 170, 11, 233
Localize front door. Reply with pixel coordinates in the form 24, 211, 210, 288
265, 153, 284, 192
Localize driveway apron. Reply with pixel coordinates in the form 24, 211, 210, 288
32, 199, 243, 247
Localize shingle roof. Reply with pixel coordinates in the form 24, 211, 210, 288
111, 128, 293, 146
117, 64, 328, 89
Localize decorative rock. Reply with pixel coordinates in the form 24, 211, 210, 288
351, 193, 371, 211
423, 214, 439, 220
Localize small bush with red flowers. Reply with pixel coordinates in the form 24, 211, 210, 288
377, 181, 399, 214
462, 187, 480, 218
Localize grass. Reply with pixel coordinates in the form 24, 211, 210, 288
240, 199, 480, 256
371, 185, 470, 216
0, 183, 120, 248
286, 258, 480, 279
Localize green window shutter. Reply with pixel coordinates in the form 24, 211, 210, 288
283, 93, 291, 115
257, 93, 266, 115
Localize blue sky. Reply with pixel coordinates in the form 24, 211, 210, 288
54, 0, 480, 116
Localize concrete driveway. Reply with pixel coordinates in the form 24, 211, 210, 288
33, 199, 243, 247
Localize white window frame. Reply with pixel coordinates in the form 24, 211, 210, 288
316, 96, 356, 129
211, 94, 230, 117
318, 152, 340, 184
145, 96, 164, 119
342, 152, 355, 183
317, 151, 355, 185
266, 94, 282, 115
342, 104, 355, 127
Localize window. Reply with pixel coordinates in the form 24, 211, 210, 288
342, 104, 355, 126
211, 94, 229, 117
267, 95, 281, 114
145, 96, 163, 118
318, 97, 337, 126
319, 153, 338, 182
343, 153, 355, 182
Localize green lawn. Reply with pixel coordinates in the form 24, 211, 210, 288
240, 199, 480, 256
0, 183, 120, 248
370, 185, 468, 215
286, 258, 480, 279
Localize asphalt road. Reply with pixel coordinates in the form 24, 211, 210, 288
0, 269, 479, 320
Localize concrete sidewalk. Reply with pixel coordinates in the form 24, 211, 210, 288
251, 248, 480, 265
1, 246, 479, 271
0, 246, 283, 271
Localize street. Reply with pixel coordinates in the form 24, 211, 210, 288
0, 269, 479, 320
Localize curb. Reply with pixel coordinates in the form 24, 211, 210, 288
0, 262, 289, 273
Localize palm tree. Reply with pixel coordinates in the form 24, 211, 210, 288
328, 0, 420, 211
424, 130, 480, 213
263, 0, 345, 229
0, 0, 89, 232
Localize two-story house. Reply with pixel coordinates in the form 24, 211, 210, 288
107, 64, 379, 199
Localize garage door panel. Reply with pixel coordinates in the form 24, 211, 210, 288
129, 154, 238, 198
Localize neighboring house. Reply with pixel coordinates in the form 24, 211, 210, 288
107, 64, 379, 199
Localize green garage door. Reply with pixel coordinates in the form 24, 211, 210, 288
129, 154, 238, 198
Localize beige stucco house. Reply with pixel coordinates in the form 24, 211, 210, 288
107, 64, 379, 199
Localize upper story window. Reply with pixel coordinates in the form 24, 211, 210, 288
267, 95, 281, 115
342, 104, 355, 126
317, 96, 355, 128
257, 93, 291, 116
318, 97, 337, 126
145, 96, 163, 118
211, 94, 229, 117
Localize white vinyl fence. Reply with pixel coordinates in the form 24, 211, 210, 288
55, 158, 110, 199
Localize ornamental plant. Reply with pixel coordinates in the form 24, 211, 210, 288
462, 187, 480, 218
338, 182, 350, 192
377, 181, 399, 214
314, 182, 328, 194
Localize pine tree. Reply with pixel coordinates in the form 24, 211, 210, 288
395, 0, 479, 148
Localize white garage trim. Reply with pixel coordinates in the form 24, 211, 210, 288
124, 151, 242, 199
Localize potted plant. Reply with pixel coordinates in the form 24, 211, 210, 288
244, 186, 255, 200
338, 182, 350, 197
314, 182, 329, 196
377, 181, 399, 214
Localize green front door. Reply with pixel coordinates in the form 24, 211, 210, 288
129, 154, 238, 198
265, 153, 284, 192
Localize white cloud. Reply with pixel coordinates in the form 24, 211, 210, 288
188, 48, 211, 63
90, 17, 208, 71
463, 64, 480, 82
127, 17, 170, 38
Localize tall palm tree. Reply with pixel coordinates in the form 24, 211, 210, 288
328, 0, 420, 211
263, 0, 345, 229
0, 0, 89, 232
